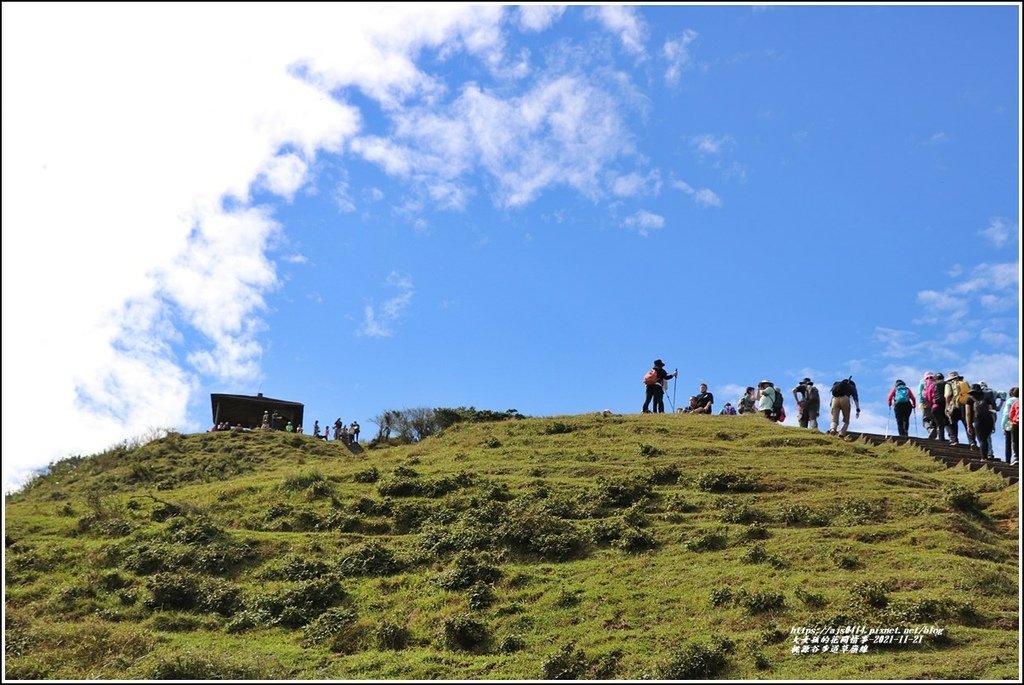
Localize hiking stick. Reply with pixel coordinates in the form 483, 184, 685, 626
885, 406, 891, 438
672, 369, 678, 412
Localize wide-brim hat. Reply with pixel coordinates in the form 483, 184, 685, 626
968, 388, 985, 399
947, 371, 962, 381
653, 359, 665, 367
801, 377, 813, 384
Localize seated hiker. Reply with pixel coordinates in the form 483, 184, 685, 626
693, 383, 714, 414
720, 402, 737, 416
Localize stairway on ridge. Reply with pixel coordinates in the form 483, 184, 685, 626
846, 432, 1018, 486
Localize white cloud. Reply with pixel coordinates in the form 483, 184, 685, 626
924, 132, 949, 145
259, 153, 309, 200
663, 29, 698, 84
671, 179, 722, 208
359, 271, 415, 338
611, 170, 662, 197
622, 210, 665, 237
979, 217, 1012, 248
693, 188, 722, 208
588, 5, 647, 56
518, 5, 565, 32
0, 4, 514, 491
690, 133, 733, 156
353, 75, 632, 209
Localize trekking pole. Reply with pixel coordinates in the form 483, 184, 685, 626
885, 406, 891, 438
672, 369, 678, 412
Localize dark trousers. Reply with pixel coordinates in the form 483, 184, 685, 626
1006, 427, 1020, 463
643, 385, 665, 413
930, 405, 947, 441
974, 422, 993, 459
894, 403, 913, 437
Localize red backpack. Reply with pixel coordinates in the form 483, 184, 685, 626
643, 368, 659, 385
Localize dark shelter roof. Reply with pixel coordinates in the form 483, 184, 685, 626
211, 393, 304, 429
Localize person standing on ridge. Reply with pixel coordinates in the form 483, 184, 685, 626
642, 359, 677, 414
792, 377, 821, 430
887, 379, 916, 437
828, 376, 860, 437
737, 387, 757, 414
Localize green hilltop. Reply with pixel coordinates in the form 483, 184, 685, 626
4, 413, 1019, 680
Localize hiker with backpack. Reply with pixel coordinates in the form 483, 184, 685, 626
1002, 387, 1019, 464
979, 382, 1005, 459
968, 383, 996, 460
943, 371, 973, 448
828, 376, 860, 437
737, 387, 757, 414
642, 359, 677, 414
886, 379, 917, 437
918, 372, 937, 438
756, 380, 782, 422
927, 372, 949, 441
792, 377, 821, 430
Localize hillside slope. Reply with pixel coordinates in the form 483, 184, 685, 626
4, 413, 1019, 680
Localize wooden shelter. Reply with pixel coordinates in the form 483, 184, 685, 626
210, 393, 304, 430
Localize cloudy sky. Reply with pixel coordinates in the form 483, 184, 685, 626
2, 3, 1019, 491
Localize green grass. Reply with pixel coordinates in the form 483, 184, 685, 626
4, 413, 1019, 679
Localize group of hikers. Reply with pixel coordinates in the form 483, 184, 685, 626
232, 412, 361, 444
311, 418, 360, 444
642, 359, 1020, 465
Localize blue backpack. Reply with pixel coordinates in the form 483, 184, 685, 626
894, 384, 910, 405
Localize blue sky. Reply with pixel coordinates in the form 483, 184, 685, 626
2, 3, 1020, 491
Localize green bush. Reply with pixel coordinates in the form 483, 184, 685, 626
375, 620, 411, 650
338, 541, 405, 577
541, 642, 590, 679
696, 471, 758, 493
440, 613, 490, 652
658, 641, 729, 680
943, 484, 982, 513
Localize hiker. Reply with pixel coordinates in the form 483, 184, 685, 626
756, 380, 778, 421
927, 372, 948, 441
979, 382, 1006, 458
285, 421, 294, 432
693, 383, 714, 414
1003, 387, 1019, 464
642, 359, 677, 414
918, 372, 937, 439
887, 379, 917, 437
334, 418, 344, 441
944, 371, 973, 448
351, 421, 360, 443
968, 384, 996, 460
737, 387, 757, 414
681, 396, 700, 413
828, 376, 860, 437
720, 402, 737, 416
313, 420, 321, 438
792, 377, 821, 430
261, 410, 271, 430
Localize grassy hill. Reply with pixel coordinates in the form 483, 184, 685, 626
4, 413, 1019, 680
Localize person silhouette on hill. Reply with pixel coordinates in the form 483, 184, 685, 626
642, 359, 677, 414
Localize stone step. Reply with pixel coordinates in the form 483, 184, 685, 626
845, 431, 1018, 484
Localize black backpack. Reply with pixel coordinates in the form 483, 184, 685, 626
772, 387, 784, 419
831, 378, 852, 398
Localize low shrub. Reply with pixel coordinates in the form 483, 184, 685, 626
440, 613, 489, 652
657, 641, 729, 680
